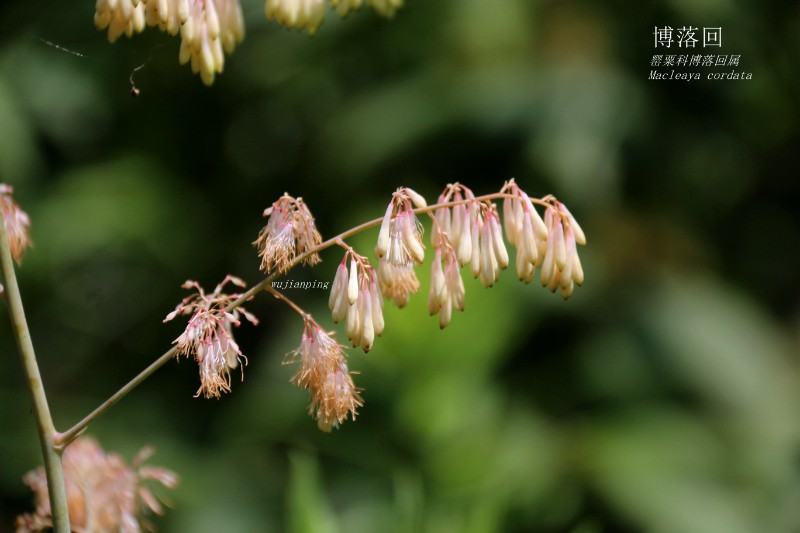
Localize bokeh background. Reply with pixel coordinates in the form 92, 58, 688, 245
1, 0, 799, 531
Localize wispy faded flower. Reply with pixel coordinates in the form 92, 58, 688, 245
254, 194, 322, 274
164, 275, 258, 398
0, 184, 32, 265
16, 436, 178, 533
285, 318, 362, 431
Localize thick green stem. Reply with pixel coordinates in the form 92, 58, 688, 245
0, 212, 70, 532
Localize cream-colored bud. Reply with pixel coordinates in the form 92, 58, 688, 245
503, 198, 517, 246
523, 193, 548, 242
480, 222, 498, 288
370, 279, 384, 336
451, 201, 465, 250
456, 219, 472, 267
470, 219, 481, 278
133, 4, 145, 31
438, 294, 452, 329
428, 248, 445, 315
432, 207, 450, 247
329, 263, 349, 323
329, 264, 344, 310
177, 0, 189, 22
560, 203, 586, 245
157, 0, 168, 22
375, 202, 393, 258
540, 229, 555, 288
568, 230, 584, 286
345, 297, 362, 345
347, 258, 358, 305
404, 187, 427, 209
205, 0, 220, 39
403, 220, 425, 265
199, 34, 216, 85
490, 216, 509, 270
445, 258, 465, 311
516, 248, 535, 283
521, 211, 539, 265
552, 217, 567, 271
560, 280, 574, 299
361, 292, 374, 351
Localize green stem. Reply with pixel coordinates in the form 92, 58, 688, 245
0, 212, 70, 532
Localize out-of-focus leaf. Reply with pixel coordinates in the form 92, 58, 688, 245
288, 452, 338, 533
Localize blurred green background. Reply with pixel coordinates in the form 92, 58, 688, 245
1, 0, 799, 531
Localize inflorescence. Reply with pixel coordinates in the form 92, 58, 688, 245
163, 276, 258, 398
166, 180, 586, 431
94, 0, 404, 85
5, 180, 585, 531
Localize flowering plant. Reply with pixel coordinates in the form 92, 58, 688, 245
1, 179, 585, 531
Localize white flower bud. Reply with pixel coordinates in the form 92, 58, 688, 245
347, 258, 359, 305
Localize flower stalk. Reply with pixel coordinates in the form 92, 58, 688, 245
0, 209, 70, 533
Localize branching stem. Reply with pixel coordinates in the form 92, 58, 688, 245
0, 211, 70, 532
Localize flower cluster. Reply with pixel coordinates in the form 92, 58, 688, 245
94, 0, 146, 43
16, 436, 178, 533
428, 241, 465, 328
163, 181, 583, 430
0, 184, 32, 265
163, 276, 258, 398
285, 318, 363, 431
94, 0, 245, 85
375, 187, 427, 307
500, 179, 585, 297
328, 250, 384, 351
266, 0, 403, 34
254, 194, 322, 275
95, 0, 403, 84
370, 180, 586, 333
